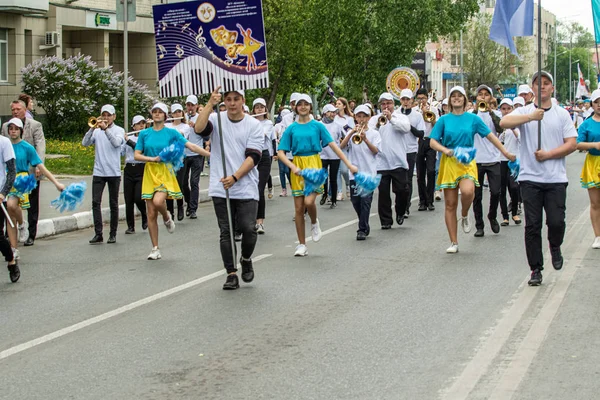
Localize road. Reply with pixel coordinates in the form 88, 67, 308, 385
1, 152, 599, 400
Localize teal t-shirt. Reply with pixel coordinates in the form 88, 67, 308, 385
135, 127, 188, 157
430, 112, 491, 149
577, 117, 600, 156
12, 140, 42, 173
278, 120, 334, 156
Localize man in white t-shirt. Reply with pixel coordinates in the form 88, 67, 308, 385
500, 71, 577, 286
195, 87, 263, 291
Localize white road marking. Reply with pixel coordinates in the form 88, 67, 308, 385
0, 254, 273, 361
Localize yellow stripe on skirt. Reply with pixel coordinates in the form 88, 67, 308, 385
580, 153, 600, 189
291, 154, 324, 197
141, 162, 183, 200
8, 171, 31, 209
436, 154, 479, 190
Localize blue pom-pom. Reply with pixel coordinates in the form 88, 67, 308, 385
508, 159, 520, 179
300, 168, 328, 196
50, 181, 87, 213
454, 147, 477, 165
159, 141, 185, 171
14, 174, 37, 194
354, 172, 381, 197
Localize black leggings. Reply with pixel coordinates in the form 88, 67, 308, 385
166, 168, 185, 215
257, 150, 272, 220
0, 203, 14, 262
322, 159, 340, 204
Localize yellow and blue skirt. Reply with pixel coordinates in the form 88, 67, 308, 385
436, 154, 479, 190
8, 172, 31, 209
141, 162, 183, 200
291, 154, 324, 197
580, 153, 600, 189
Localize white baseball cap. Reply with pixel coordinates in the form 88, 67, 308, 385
243, 105, 250, 113
499, 98, 513, 107
354, 105, 371, 116
476, 85, 493, 96
591, 89, 600, 103
290, 92, 301, 104
171, 104, 183, 113
185, 95, 198, 105
101, 104, 116, 115
322, 104, 337, 114
512, 96, 525, 106
378, 92, 395, 103
7, 117, 23, 129
518, 84, 532, 95
253, 98, 267, 107
400, 89, 414, 99
442, 98, 448, 106
295, 94, 312, 105
224, 89, 245, 97
531, 71, 554, 85
449, 86, 467, 98
131, 115, 146, 126
151, 102, 168, 115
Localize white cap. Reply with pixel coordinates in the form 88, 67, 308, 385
591, 89, 600, 103
224, 89, 245, 97
171, 104, 183, 113
101, 104, 115, 115
253, 98, 267, 107
442, 98, 448, 106
378, 92, 395, 103
518, 84, 532, 95
322, 104, 337, 114
476, 85, 493, 96
243, 105, 250, 113
295, 94, 312, 105
449, 86, 467, 98
531, 70, 554, 85
400, 89, 414, 99
7, 117, 23, 129
131, 115, 145, 126
512, 96, 525, 106
354, 105, 371, 116
151, 102, 168, 115
280, 109, 291, 117
185, 95, 198, 105
365, 103, 373, 110
290, 92, 301, 104
499, 98, 513, 107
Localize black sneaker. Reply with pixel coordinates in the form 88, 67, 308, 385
234, 233, 242, 242
142, 221, 148, 230
396, 215, 405, 225
125, 228, 135, 234
320, 194, 328, 206
489, 218, 500, 234
356, 231, 367, 241
528, 269, 543, 286
107, 235, 116, 244
24, 237, 34, 246
186, 208, 191, 217
89, 235, 103, 244
427, 203, 435, 211
550, 246, 563, 270
8, 263, 20, 283
404, 209, 410, 218
330, 203, 337, 209
418, 203, 427, 211
177, 207, 184, 221
381, 225, 392, 230
474, 229, 485, 237
189, 212, 197, 219
223, 274, 240, 290
240, 258, 254, 283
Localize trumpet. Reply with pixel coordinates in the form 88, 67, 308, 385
377, 114, 388, 128
351, 124, 367, 145
88, 116, 106, 128
423, 110, 437, 123
477, 101, 489, 113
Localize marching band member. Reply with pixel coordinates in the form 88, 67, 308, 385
576, 89, 600, 249
135, 103, 209, 261
518, 84, 535, 105
512, 96, 525, 109
340, 105, 381, 240
194, 88, 262, 290
399, 89, 424, 217
82, 104, 124, 245
122, 115, 148, 234
0, 126, 17, 282
181, 97, 205, 220
335, 97, 354, 201
497, 98, 521, 226
374, 92, 412, 229
275, 109, 292, 197
277, 94, 358, 257
582, 99, 593, 119
500, 71, 577, 286
252, 97, 276, 234
416, 88, 439, 211
430, 86, 514, 254
319, 103, 344, 208
165, 104, 191, 221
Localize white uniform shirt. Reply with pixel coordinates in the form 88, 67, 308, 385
82, 124, 125, 177
510, 104, 577, 183
499, 128, 520, 161
167, 122, 197, 157
406, 108, 425, 153
320, 120, 344, 160
121, 134, 144, 164
376, 110, 411, 171
259, 119, 276, 155
0, 135, 15, 190
423, 107, 439, 138
473, 110, 502, 163
348, 128, 381, 179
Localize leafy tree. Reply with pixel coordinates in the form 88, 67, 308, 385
546, 46, 598, 103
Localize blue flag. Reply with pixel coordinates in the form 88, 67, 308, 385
593, 0, 600, 43
489, 0, 534, 56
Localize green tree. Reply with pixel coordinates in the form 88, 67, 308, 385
546, 46, 597, 103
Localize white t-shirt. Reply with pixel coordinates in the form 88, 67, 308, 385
473, 111, 502, 163
334, 115, 355, 130
0, 135, 15, 191
499, 128, 520, 161
320, 120, 344, 160
348, 128, 381, 179
511, 104, 577, 183
406, 108, 425, 153
259, 119, 276, 155
376, 110, 411, 171
121, 134, 144, 164
206, 112, 263, 200
166, 122, 196, 157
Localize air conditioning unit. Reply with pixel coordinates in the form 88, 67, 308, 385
45, 32, 60, 47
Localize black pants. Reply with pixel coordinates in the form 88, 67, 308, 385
322, 159, 340, 204
520, 181, 568, 271
213, 197, 258, 274
0, 204, 14, 262
377, 167, 409, 226
406, 152, 417, 212
166, 168, 185, 215
473, 162, 501, 230
350, 180, 373, 234
417, 139, 436, 206
183, 156, 203, 213
257, 150, 272, 220
92, 176, 121, 237
499, 161, 520, 219
123, 163, 147, 230
27, 180, 40, 240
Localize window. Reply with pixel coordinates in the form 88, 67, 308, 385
485, 0, 496, 8
450, 53, 460, 66
0, 29, 7, 82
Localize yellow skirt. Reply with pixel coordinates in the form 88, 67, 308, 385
291, 155, 324, 197
8, 172, 31, 209
580, 153, 600, 189
141, 162, 183, 200
436, 154, 479, 190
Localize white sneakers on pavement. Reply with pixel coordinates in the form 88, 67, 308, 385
459, 215, 472, 234
311, 219, 322, 242
294, 244, 308, 257
446, 243, 459, 253
12, 247, 20, 260
18, 222, 28, 243
148, 247, 161, 260
256, 224, 265, 234
593, 237, 600, 249
164, 218, 175, 233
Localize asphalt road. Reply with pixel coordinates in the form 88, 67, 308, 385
1, 152, 599, 400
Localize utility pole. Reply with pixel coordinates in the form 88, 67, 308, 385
460, 30, 464, 87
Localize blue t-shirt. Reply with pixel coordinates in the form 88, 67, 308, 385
135, 127, 188, 157
12, 140, 42, 173
577, 117, 600, 156
278, 120, 334, 157
430, 112, 491, 149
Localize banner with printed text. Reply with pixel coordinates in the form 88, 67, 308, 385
152, 0, 268, 98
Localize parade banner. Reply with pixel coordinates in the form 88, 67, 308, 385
152, 0, 269, 98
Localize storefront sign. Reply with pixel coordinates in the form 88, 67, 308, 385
86, 11, 117, 30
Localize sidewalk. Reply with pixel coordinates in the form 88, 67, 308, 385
31, 162, 284, 241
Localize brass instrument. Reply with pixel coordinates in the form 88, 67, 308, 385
87, 116, 106, 128
477, 101, 489, 113
351, 124, 366, 145
378, 114, 388, 127
423, 110, 436, 123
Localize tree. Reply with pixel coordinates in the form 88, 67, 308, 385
546, 46, 598, 103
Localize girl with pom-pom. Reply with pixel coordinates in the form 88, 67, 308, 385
6, 118, 65, 261
277, 94, 358, 257
134, 103, 209, 261
429, 87, 515, 254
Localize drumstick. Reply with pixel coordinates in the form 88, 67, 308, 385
1, 203, 14, 228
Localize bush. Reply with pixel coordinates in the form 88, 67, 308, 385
21, 55, 157, 140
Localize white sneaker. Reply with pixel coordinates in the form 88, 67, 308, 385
12, 247, 20, 260
337, 193, 343, 201
311, 219, 322, 242
434, 191, 442, 201
593, 237, 600, 249
446, 243, 459, 253
460, 215, 472, 234
18, 222, 28, 242
164, 218, 175, 234
256, 223, 265, 234
294, 244, 308, 256
147, 247, 161, 260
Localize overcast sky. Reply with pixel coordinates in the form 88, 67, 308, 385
541, 0, 595, 36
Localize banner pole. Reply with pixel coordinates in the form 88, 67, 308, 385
537, 0, 542, 151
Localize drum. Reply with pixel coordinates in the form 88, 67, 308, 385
386, 67, 420, 100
